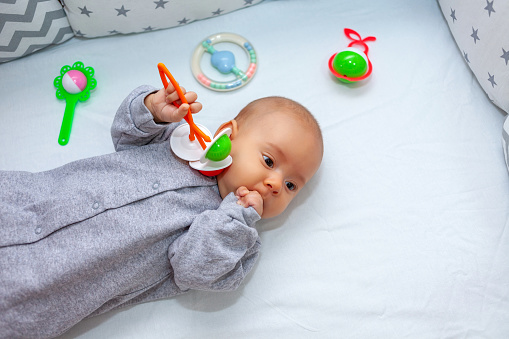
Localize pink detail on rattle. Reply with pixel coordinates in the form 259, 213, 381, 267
197, 74, 211, 86
246, 63, 257, 78
62, 70, 87, 94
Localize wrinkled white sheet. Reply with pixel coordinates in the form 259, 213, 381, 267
1, 0, 508, 337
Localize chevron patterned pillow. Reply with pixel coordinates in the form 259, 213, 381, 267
0, 0, 74, 63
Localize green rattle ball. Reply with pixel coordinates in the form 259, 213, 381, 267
332, 49, 368, 83
205, 134, 231, 161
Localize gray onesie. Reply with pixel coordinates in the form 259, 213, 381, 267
0, 85, 261, 338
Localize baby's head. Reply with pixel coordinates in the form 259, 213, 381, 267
215, 96, 323, 218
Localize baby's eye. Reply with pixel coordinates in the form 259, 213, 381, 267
263, 155, 274, 168
286, 181, 296, 191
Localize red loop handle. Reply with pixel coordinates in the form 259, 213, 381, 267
344, 28, 376, 56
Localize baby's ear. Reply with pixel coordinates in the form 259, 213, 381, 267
214, 119, 238, 138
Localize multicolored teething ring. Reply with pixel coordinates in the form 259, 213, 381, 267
191, 32, 257, 92
53, 61, 97, 145
328, 28, 376, 83
160, 63, 233, 176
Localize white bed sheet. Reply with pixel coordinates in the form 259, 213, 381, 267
1, 0, 509, 338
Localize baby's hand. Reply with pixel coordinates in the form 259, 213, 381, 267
145, 84, 202, 124
235, 186, 263, 216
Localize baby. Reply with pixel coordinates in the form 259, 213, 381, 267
0, 83, 323, 338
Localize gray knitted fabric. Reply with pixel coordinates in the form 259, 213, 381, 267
0, 86, 261, 338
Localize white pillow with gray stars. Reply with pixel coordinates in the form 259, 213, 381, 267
438, 0, 508, 114
62, 0, 262, 38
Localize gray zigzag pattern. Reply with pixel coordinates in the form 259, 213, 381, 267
0, 26, 71, 61
0, 0, 52, 32
0, 10, 69, 52
24, 26, 72, 54
52, 24, 72, 44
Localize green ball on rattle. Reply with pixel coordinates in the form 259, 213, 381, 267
332, 49, 368, 83
205, 134, 232, 162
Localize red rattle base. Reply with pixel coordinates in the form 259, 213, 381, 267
199, 169, 224, 177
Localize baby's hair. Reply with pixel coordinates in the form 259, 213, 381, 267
235, 96, 323, 154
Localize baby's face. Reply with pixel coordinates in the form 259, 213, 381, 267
217, 110, 322, 219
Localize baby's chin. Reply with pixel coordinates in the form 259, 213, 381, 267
260, 208, 281, 219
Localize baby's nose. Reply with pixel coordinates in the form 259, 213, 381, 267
265, 178, 282, 195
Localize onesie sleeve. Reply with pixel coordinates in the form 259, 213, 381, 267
111, 85, 179, 151
168, 192, 262, 292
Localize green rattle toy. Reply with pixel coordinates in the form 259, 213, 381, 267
160, 63, 233, 176
53, 61, 97, 145
170, 124, 233, 177
189, 130, 233, 176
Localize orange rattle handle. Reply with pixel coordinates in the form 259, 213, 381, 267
157, 63, 210, 149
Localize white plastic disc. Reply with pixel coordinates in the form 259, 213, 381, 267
170, 123, 212, 161
189, 156, 232, 172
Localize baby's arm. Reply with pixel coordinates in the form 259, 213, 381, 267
168, 193, 262, 292
111, 85, 201, 151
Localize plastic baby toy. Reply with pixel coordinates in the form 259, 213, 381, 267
158, 63, 233, 176
328, 28, 376, 83
54, 61, 97, 145
191, 32, 257, 91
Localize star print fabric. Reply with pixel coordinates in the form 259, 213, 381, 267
438, 0, 509, 113
62, 0, 263, 38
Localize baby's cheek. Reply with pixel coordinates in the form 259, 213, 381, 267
275, 198, 293, 217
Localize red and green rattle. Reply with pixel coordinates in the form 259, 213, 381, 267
328, 28, 376, 83
53, 61, 97, 145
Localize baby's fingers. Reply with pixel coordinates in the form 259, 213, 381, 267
235, 186, 250, 198
165, 87, 200, 110
164, 82, 177, 95
171, 102, 201, 118
183, 90, 198, 105
189, 102, 202, 114
174, 104, 190, 120
165, 86, 183, 104
236, 189, 263, 216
